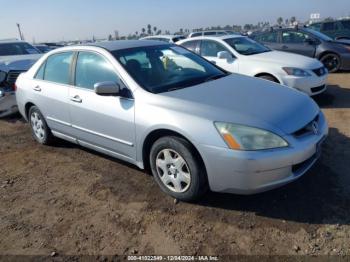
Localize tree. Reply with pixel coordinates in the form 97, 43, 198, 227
324, 17, 334, 22
153, 26, 157, 35
290, 16, 296, 25
285, 19, 289, 26
108, 34, 113, 41
277, 17, 283, 26
141, 28, 146, 36
156, 30, 162, 35
147, 24, 152, 35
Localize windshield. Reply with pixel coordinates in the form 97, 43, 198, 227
341, 20, 350, 29
113, 45, 227, 94
224, 37, 271, 55
172, 36, 186, 43
0, 42, 40, 56
306, 28, 333, 41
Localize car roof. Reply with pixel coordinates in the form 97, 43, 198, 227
0, 40, 29, 44
141, 35, 183, 39
183, 35, 244, 41
86, 40, 168, 51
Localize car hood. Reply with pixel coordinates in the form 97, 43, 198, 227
157, 74, 319, 135
334, 39, 350, 45
0, 54, 42, 72
248, 50, 322, 69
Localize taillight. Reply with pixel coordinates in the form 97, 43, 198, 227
13, 83, 17, 91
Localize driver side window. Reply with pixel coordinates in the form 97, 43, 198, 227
75, 52, 119, 90
200, 40, 230, 57
282, 31, 309, 44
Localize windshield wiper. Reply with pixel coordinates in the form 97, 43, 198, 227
204, 74, 227, 83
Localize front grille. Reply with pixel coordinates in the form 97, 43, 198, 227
6, 70, 25, 86
312, 67, 327, 77
311, 85, 326, 93
293, 114, 319, 137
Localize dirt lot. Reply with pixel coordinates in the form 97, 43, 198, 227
0, 73, 350, 258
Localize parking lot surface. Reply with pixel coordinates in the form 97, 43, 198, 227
0, 74, 349, 256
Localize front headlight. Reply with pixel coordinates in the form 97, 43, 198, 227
0, 71, 7, 83
215, 122, 289, 151
282, 67, 311, 77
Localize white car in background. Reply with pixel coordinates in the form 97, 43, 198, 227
178, 35, 328, 96
140, 35, 186, 43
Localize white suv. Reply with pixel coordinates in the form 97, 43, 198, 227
178, 35, 328, 96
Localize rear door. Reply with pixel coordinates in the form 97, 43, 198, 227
30, 51, 74, 135
69, 51, 136, 162
280, 30, 316, 57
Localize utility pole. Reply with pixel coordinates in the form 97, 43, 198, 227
16, 23, 24, 40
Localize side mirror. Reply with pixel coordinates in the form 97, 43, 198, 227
94, 81, 120, 96
217, 51, 232, 60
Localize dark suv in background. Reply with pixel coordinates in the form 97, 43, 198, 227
253, 27, 350, 72
308, 19, 350, 40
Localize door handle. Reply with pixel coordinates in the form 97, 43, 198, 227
70, 95, 82, 103
33, 86, 41, 92
210, 60, 216, 64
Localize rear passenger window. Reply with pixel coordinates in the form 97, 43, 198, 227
75, 52, 119, 90
191, 33, 202, 37
204, 32, 216, 36
44, 52, 73, 85
256, 32, 278, 43
35, 62, 46, 80
181, 40, 199, 53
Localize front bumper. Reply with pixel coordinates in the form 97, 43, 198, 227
0, 89, 18, 118
280, 74, 328, 96
198, 113, 328, 195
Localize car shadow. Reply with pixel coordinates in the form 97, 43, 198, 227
313, 84, 350, 109
196, 127, 350, 225
0, 112, 26, 123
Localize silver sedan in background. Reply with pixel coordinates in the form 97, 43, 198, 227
15, 41, 328, 201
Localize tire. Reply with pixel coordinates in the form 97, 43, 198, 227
150, 136, 208, 201
28, 106, 54, 145
320, 53, 341, 73
257, 74, 278, 83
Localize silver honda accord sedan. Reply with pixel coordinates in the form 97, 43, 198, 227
15, 40, 328, 201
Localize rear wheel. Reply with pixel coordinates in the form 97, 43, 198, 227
320, 53, 340, 73
150, 136, 208, 201
29, 106, 54, 145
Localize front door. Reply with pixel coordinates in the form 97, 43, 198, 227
200, 40, 238, 73
280, 30, 316, 57
69, 51, 136, 162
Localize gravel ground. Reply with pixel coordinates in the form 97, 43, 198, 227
0, 73, 349, 258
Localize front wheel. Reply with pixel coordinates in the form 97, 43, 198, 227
150, 136, 208, 201
257, 74, 279, 83
320, 53, 341, 73
29, 106, 54, 145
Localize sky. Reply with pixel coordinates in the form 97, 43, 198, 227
0, 0, 349, 42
